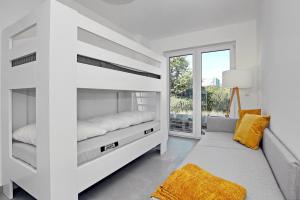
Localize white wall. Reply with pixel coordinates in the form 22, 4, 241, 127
150, 20, 259, 110
258, 0, 300, 159
0, 0, 45, 186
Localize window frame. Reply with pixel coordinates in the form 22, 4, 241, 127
166, 42, 236, 139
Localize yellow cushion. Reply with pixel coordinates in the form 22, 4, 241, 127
152, 163, 247, 200
234, 114, 270, 150
235, 109, 261, 131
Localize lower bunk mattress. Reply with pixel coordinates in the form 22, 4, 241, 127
12, 120, 160, 168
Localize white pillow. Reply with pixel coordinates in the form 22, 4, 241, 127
77, 121, 107, 141
13, 123, 36, 145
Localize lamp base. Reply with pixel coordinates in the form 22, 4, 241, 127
227, 87, 241, 116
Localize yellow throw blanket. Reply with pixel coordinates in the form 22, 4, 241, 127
152, 163, 246, 200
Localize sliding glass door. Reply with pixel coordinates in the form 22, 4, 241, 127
201, 49, 231, 129
169, 55, 193, 134
168, 43, 235, 138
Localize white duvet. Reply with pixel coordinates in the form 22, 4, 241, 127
13, 111, 156, 146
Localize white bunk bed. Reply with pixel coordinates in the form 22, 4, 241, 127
1, 1, 168, 199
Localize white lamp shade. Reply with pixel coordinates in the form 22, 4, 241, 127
222, 69, 252, 88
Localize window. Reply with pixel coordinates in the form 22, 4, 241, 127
167, 43, 235, 138
169, 55, 193, 134
201, 50, 231, 129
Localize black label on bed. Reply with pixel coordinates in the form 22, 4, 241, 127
100, 142, 119, 152
144, 128, 154, 135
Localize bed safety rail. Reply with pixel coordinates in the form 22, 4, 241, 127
77, 55, 161, 79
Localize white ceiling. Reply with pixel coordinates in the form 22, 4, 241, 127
74, 0, 259, 40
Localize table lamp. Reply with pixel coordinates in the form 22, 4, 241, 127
222, 69, 252, 117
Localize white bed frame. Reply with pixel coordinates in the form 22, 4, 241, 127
1, 1, 168, 199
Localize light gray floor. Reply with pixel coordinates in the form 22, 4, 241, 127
0, 136, 198, 200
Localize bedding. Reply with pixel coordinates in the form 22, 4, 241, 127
152, 163, 246, 200
13, 111, 156, 145
13, 123, 36, 146
13, 120, 160, 168
235, 109, 261, 131
88, 111, 156, 131
234, 114, 270, 150
77, 121, 106, 141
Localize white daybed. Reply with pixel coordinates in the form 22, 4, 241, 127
1, 0, 168, 199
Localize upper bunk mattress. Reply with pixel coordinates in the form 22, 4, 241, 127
13, 120, 160, 168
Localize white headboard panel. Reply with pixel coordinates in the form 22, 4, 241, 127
12, 89, 36, 131
77, 89, 118, 120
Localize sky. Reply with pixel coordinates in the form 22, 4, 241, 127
184, 50, 230, 83
202, 50, 230, 82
